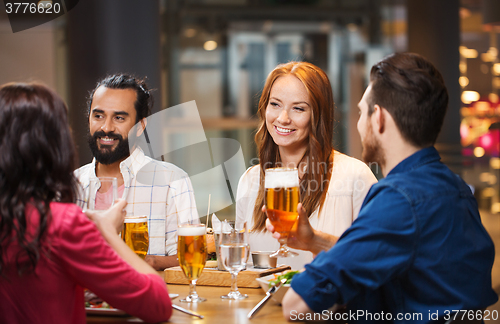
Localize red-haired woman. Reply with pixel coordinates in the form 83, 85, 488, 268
236, 62, 377, 270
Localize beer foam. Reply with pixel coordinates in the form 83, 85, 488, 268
124, 216, 147, 224
265, 168, 299, 188
178, 225, 206, 236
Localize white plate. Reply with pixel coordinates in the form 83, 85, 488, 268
85, 307, 127, 316
85, 294, 178, 316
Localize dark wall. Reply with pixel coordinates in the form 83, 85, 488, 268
66, 0, 162, 166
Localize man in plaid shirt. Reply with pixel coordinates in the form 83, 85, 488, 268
75, 74, 198, 270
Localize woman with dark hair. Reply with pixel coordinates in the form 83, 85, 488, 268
236, 62, 377, 270
0, 83, 172, 324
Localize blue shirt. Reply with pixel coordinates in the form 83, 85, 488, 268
292, 147, 498, 323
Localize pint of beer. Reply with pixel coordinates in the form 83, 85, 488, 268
122, 216, 149, 259
177, 224, 207, 281
265, 168, 300, 241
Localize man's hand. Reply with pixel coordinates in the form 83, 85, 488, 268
265, 203, 338, 256
85, 199, 127, 235
144, 255, 179, 271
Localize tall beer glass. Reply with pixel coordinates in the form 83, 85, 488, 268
265, 168, 300, 258
122, 216, 149, 259
177, 223, 207, 302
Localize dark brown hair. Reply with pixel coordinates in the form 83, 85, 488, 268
87, 74, 153, 123
252, 61, 335, 232
0, 83, 78, 276
369, 52, 449, 147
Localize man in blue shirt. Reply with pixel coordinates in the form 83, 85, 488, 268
276, 53, 498, 322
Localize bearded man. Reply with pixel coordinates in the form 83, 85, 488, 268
75, 74, 198, 270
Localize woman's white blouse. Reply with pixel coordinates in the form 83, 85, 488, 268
235, 151, 378, 270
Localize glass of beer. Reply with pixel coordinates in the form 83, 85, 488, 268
219, 221, 249, 299
265, 167, 300, 258
177, 223, 207, 303
122, 216, 149, 259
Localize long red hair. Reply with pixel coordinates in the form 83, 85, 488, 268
252, 62, 335, 232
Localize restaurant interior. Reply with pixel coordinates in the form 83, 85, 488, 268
1, 0, 500, 318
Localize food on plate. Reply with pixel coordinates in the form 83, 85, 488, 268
84, 290, 114, 309
205, 260, 218, 268
268, 270, 299, 288
206, 232, 216, 253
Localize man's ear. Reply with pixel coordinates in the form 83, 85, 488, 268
371, 104, 385, 134
136, 118, 147, 137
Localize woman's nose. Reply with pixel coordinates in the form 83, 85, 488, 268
277, 109, 291, 124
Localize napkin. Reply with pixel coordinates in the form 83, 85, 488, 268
211, 213, 233, 233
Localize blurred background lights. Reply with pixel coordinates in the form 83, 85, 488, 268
482, 187, 495, 197
479, 172, 497, 185
479, 133, 493, 149
461, 91, 480, 104
475, 147, 486, 158
184, 28, 197, 38
474, 101, 491, 114
481, 52, 495, 62
459, 76, 469, 87
347, 23, 358, 32
459, 62, 467, 74
488, 47, 498, 58
480, 172, 492, 182
493, 63, 500, 75
492, 203, 500, 214
203, 40, 218, 51
490, 158, 500, 169
459, 46, 478, 58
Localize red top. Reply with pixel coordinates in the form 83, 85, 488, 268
0, 202, 172, 324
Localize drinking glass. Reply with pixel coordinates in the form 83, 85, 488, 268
86, 177, 118, 211
122, 215, 149, 259
219, 221, 249, 299
265, 168, 300, 258
177, 223, 207, 303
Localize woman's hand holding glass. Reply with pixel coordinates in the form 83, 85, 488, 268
85, 199, 127, 236
265, 203, 338, 256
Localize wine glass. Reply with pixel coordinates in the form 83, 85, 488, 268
177, 223, 207, 303
219, 221, 249, 299
85, 177, 118, 211
265, 168, 300, 258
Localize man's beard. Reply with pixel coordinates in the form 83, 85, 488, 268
361, 120, 385, 170
88, 130, 130, 165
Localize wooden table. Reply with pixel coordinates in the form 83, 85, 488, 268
86, 284, 288, 324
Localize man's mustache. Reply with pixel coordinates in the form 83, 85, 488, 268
93, 130, 124, 141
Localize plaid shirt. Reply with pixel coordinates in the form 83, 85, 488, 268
75, 147, 199, 256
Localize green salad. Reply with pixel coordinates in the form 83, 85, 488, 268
268, 270, 299, 287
